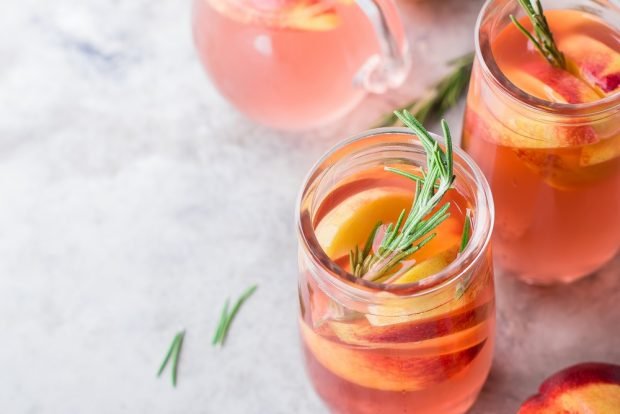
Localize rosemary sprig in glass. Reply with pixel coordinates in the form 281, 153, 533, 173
374, 53, 473, 128
510, 0, 566, 69
212, 285, 258, 347
459, 214, 472, 253
350, 110, 456, 281
157, 330, 185, 387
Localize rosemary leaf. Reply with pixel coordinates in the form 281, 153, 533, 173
459, 213, 472, 253
171, 331, 185, 387
157, 330, 185, 387
511, 0, 566, 69
212, 299, 230, 345
212, 285, 258, 347
374, 53, 474, 128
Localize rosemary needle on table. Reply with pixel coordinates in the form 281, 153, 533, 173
157, 330, 185, 387
212, 285, 258, 347
374, 53, 474, 128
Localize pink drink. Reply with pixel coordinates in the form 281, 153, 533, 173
192, 0, 407, 129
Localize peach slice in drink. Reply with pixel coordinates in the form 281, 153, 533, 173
393, 245, 458, 285
407, 217, 462, 264
315, 188, 412, 260
329, 301, 491, 347
206, 0, 344, 31
364, 263, 491, 327
300, 320, 487, 392
559, 34, 620, 95
580, 136, 620, 167
465, 73, 599, 150
511, 61, 601, 104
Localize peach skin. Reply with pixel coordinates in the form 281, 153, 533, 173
518, 362, 620, 413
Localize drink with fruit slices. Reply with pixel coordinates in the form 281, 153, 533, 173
192, 0, 409, 129
462, 0, 620, 284
296, 120, 495, 414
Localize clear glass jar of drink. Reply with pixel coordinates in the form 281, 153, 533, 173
192, 0, 410, 129
296, 129, 495, 414
462, 0, 620, 284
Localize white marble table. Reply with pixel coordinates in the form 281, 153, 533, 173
1, 0, 618, 412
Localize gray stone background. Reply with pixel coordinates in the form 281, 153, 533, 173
1, 0, 618, 412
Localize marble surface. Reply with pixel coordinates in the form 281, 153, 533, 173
1, 0, 618, 412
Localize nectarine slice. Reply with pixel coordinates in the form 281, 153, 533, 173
280, 1, 340, 31
329, 301, 491, 347
301, 320, 487, 391
464, 91, 599, 150
513, 146, 618, 190
518, 362, 620, 414
314, 188, 411, 260
394, 244, 459, 285
365, 268, 491, 327
559, 34, 620, 95
507, 62, 600, 104
207, 0, 343, 31
580, 135, 620, 166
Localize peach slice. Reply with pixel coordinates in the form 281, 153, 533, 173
518, 362, 620, 413
394, 244, 459, 285
329, 301, 491, 347
508, 61, 601, 104
314, 188, 411, 260
464, 95, 598, 150
408, 217, 462, 264
513, 146, 618, 190
559, 34, 620, 95
301, 320, 487, 392
207, 0, 343, 31
365, 266, 491, 327
279, 1, 340, 31
580, 135, 620, 166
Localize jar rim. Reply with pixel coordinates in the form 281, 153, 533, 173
475, 0, 620, 118
295, 127, 495, 303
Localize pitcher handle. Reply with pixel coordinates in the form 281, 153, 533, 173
355, 0, 411, 93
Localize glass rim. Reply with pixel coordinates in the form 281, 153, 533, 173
295, 127, 495, 302
475, 0, 620, 118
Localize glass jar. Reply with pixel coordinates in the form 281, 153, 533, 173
192, 0, 410, 130
462, 0, 620, 284
296, 129, 495, 414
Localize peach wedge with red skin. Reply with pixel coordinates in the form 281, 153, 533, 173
314, 188, 411, 261
329, 301, 491, 346
519, 362, 620, 413
208, 0, 343, 31
301, 321, 487, 392
559, 34, 620, 95
513, 61, 601, 104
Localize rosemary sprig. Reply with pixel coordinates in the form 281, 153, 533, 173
459, 213, 472, 253
350, 111, 455, 281
212, 285, 258, 347
374, 53, 474, 128
510, 0, 566, 69
157, 330, 185, 387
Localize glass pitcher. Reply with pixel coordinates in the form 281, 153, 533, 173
192, 0, 410, 129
